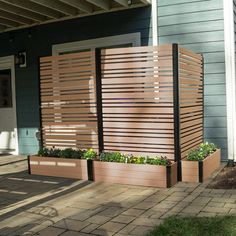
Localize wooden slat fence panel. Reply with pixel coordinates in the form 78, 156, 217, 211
38, 44, 203, 162
179, 48, 204, 159
39, 51, 99, 151
101, 45, 175, 159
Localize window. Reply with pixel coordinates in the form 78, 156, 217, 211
0, 69, 12, 108
52, 33, 141, 55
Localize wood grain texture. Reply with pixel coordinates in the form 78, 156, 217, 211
93, 161, 177, 188
40, 51, 98, 151
179, 49, 203, 160
29, 156, 88, 180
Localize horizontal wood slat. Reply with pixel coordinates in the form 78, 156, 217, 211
101, 45, 176, 159
179, 49, 203, 159
39, 44, 203, 162
40, 51, 99, 151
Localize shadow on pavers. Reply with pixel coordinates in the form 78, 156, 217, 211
0, 170, 93, 233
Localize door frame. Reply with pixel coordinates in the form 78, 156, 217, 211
52, 32, 141, 55
0, 56, 19, 155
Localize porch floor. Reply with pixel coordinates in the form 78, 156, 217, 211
0, 156, 235, 236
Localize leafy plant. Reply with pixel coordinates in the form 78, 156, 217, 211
83, 149, 97, 159
187, 142, 217, 161
38, 148, 49, 157
146, 156, 171, 166
99, 152, 171, 166
128, 156, 146, 164
38, 148, 85, 159
100, 152, 128, 163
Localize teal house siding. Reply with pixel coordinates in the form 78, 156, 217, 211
158, 0, 227, 160
0, 6, 152, 154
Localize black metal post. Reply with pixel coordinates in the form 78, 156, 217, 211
95, 48, 104, 154
37, 57, 43, 149
166, 165, 171, 188
201, 54, 204, 144
27, 155, 31, 174
172, 44, 181, 181
198, 160, 203, 183
87, 159, 94, 181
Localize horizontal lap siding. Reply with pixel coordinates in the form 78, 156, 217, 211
158, 0, 227, 160
0, 6, 152, 154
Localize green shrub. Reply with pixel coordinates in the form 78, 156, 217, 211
99, 152, 171, 166
38, 148, 85, 159
146, 157, 171, 166
128, 156, 146, 164
100, 152, 128, 163
38, 148, 49, 157
187, 142, 217, 161
83, 149, 97, 159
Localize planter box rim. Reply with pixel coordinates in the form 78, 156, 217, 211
29, 155, 87, 161
93, 159, 175, 167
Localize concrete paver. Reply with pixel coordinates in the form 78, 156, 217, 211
0, 155, 234, 236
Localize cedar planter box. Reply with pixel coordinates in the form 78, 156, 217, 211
28, 155, 88, 180
181, 149, 221, 183
93, 161, 178, 188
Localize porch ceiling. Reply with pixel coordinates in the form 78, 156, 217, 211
0, 0, 151, 33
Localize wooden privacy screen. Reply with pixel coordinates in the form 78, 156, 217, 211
101, 45, 175, 159
39, 44, 203, 161
39, 51, 99, 151
179, 48, 204, 159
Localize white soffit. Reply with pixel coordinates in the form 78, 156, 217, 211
0, 0, 151, 33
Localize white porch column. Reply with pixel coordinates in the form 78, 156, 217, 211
223, 0, 236, 163
151, 0, 158, 46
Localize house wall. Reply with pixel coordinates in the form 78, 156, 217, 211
0, 6, 152, 154
158, 0, 227, 160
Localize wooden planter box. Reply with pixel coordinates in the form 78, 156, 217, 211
181, 149, 221, 183
28, 155, 88, 180
93, 161, 178, 188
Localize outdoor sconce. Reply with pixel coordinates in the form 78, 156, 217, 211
15, 52, 27, 68
128, 0, 132, 6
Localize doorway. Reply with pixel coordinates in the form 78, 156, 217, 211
0, 56, 18, 155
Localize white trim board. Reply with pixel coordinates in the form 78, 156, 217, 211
0, 56, 19, 155
151, 0, 158, 46
52, 33, 141, 55
223, 0, 236, 162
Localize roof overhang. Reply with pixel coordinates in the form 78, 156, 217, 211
0, 0, 151, 33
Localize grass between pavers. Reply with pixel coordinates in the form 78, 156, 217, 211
147, 215, 236, 236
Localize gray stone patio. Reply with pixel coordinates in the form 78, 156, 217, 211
0, 155, 235, 236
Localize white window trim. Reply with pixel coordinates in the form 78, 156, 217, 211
223, 0, 236, 162
52, 33, 141, 55
0, 55, 19, 155
151, 0, 158, 46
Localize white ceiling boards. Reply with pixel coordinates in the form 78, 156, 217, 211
0, 0, 151, 32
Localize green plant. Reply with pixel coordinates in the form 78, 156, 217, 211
83, 149, 97, 159
146, 156, 171, 166
128, 156, 146, 164
100, 152, 128, 163
38, 148, 85, 159
187, 142, 217, 161
38, 148, 49, 157
99, 152, 171, 166
59, 148, 75, 158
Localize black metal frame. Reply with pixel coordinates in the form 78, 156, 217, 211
27, 155, 31, 174
87, 159, 94, 181
37, 57, 43, 149
166, 165, 172, 188
198, 160, 203, 183
172, 43, 181, 181
95, 48, 104, 154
